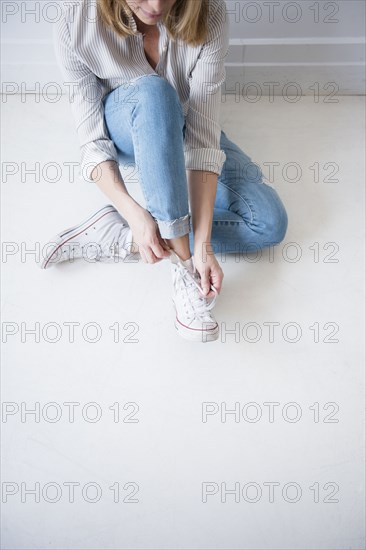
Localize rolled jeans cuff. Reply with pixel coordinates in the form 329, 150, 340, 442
154, 213, 191, 239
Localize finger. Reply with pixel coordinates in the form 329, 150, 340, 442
206, 274, 223, 297
200, 271, 211, 296
145, 247, 162, 264
152, 242, 171, 259
159, 238, 172, 253
212, 276, 222, 294
212, 282, 222, 295
154, 230, 171, 254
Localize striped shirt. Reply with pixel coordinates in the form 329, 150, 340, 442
53, 0, 230, 183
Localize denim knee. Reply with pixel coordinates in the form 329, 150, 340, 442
131, 74, 184, 120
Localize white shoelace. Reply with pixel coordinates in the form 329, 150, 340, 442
171, 251, 218, 321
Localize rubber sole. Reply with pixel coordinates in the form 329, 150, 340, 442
174, 319, 219, 342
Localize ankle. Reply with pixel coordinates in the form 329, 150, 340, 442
165, 238, 191, 262
174, 250, 191, 262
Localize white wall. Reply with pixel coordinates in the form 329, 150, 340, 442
1, 0, 365, 94
224, 0, 365, 95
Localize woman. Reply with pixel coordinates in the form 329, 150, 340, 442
42, 0, 288, 342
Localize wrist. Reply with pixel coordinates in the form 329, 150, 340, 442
116, 196, 141, 221
193, 229, 212, 244
194, 240, 214, 256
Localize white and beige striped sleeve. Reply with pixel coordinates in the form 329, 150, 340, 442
53, 14, 119, 183
183, 0, 230, 177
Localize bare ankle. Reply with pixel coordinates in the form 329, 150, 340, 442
165, 236, 191, 261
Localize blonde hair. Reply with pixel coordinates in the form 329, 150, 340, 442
97, 0, 210, 46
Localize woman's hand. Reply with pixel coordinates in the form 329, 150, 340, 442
127, 205, 171, 264
193, 242, 224, 298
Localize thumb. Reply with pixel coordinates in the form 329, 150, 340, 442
159, 238, 172, 254
200, 271, 210, 296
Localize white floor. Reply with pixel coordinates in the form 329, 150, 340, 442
1, 94, 365, 550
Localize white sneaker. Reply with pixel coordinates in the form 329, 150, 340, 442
170, 250, 219, 342
40, 205, 139, 269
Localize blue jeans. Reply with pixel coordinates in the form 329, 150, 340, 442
103, 74, 288, 254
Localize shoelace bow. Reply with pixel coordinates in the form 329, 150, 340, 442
173, 261, 218, 320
